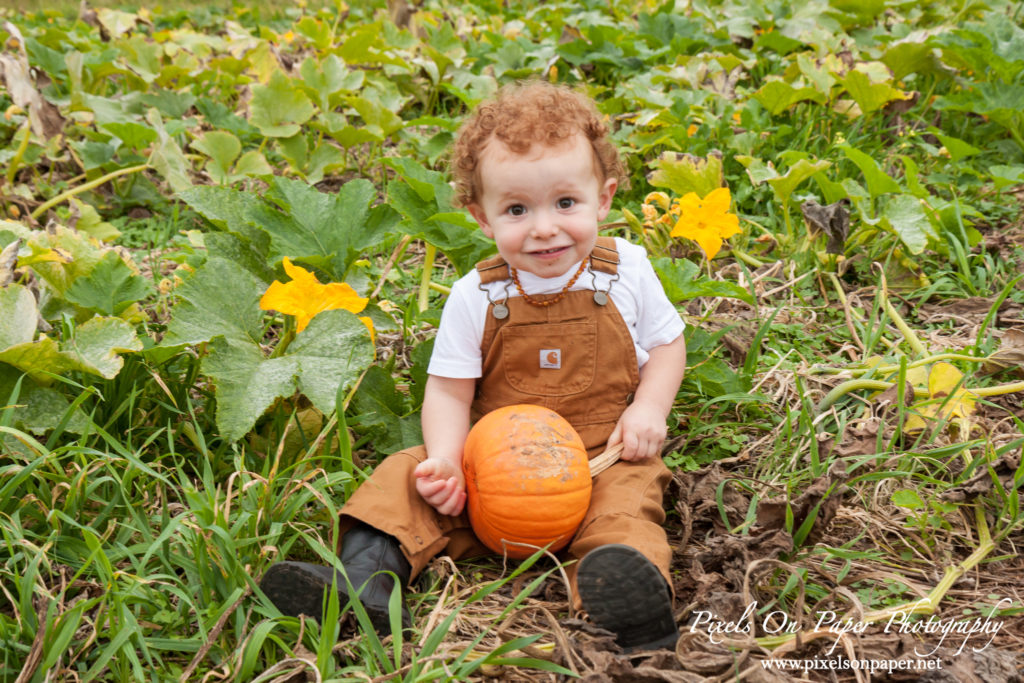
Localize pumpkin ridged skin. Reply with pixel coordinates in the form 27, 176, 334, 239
462, 404, 592, 559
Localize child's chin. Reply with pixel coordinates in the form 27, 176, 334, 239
520, 262, 571, 278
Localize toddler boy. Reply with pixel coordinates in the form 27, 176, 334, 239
261, 80, 687, 652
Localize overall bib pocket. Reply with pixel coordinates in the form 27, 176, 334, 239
500, 322, 597, 396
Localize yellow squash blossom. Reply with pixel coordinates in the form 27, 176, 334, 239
640, 203, 659, 224
260, 258, 374, 340
670, 187, 741, 260
643, 191, 671, 210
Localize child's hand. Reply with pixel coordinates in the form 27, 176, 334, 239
607, 400, 668, 461
414, 457, 467, 516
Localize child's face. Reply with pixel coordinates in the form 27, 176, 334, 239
467, 134, 617, 279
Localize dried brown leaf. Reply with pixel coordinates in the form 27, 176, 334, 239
755, 462, 848, 544
821, 416, 883, 459
919, 296, 1024, 327
695, 528, 793, 575
940, 451, 1021, 503
801, 199, 850, 254
673, 463, 750, 533
581, 647, 704, 682
0, 23, 64, 139
0, 238, 20, 288
982, 328, 1024, 376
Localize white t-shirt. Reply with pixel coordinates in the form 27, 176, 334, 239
428, 237, 685, 378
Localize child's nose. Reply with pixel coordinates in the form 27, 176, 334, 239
531, 212, 559, 238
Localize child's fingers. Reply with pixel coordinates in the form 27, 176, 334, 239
416, 477, 447, 500
606, 422, 622, 448
413, 460, 438, 479
448, 489, 466, 516
437, 483, 466, 516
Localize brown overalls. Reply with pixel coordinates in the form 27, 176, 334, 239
339, 237, 674, 605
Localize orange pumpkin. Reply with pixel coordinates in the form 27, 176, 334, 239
462, 404, 591, 559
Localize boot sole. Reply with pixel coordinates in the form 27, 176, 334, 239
260, 561, 397, 633
577, 544, 678, 652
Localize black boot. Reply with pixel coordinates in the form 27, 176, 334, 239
577, 544, 678, 652
260, 523, 412, 635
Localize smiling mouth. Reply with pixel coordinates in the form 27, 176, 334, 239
530, 246, 569, 255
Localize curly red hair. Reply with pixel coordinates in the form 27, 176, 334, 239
450, 80, 627, 208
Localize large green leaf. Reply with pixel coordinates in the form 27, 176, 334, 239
766, 158, 831, 207
162, 257, 265, 348
252, 177, 401, 281
146, 108, 192, 193
26, 226, 106, 297
336, 22, 413, 68
0, 316, 141, 382
840, 69, 908, 115
249, 70, 316, 138
64, 250, 151, 316
62, 316, 143, 379
839, 145, 902, 198
298, 54, 364, 111
202, 340, 296, 442
346, 94, 404, 139
203, 233, 275, 285
0, 284, 37, 350
652, 257, 754, 305
0, 364, 90, 435
753, 80, 826, 115
286, 309, 375, 414
351, 365, 422, 453
879, 194, 938, 255
935, 82, 1024, 149
69, 198, 121, 242
191, 131, 241, 184
882, 41, 943, 81
736, 155, 780, 186
177, 185, 269, 247
203, 309, 374, 441
0, 336, 65, 384
931, 21, 1024, 85
646, 151, 723, 199
384, 158, 494, 275
101, 120, 158, 151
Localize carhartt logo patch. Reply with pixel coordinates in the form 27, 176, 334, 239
540, 349, 561, 369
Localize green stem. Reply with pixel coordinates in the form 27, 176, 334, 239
731, 247, 765, 268
816, 379, 928, 414
879, 277, 927, 357
816, 376, 1024, 414
5, 121, 31, 185
970, 379, 1024, 397
418, 243, 437, 312
270, 318, 296, 358
30, 164, 149, 220
810, 352, 991, 376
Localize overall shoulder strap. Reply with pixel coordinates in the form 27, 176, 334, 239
590, 236, 619, 275
475, 253, 510, 284
474, 237, 620, 282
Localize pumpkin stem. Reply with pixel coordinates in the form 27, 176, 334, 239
589, 443, 624, 477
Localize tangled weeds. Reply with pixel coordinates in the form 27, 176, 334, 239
361, 450, 1022, 682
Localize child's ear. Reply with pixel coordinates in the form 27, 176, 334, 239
597, 177, 618, 221
467, 203, 494, 238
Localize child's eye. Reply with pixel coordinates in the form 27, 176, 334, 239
557, 198, 575, 209
507, 204, 526, 216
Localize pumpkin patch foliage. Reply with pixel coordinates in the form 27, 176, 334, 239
1, 0, 1024, 680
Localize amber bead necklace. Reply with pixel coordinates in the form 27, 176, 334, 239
509, 257, 590, 307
